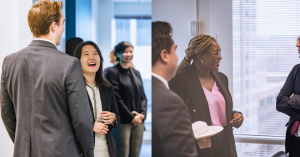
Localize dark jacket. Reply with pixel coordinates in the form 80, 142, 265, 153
152, 76, 202, 157
169, 64, 239, 157
87, 86, 120, 157
1, 40, 94, 157
106, 64, 147, 124
276, 64, 300, 154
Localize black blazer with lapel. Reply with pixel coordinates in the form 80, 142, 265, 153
87, 86, 120, 157
169, 64, 238, 157
107, 64, 147, 124
276, 64, 300, 154
152, 76, 202, 157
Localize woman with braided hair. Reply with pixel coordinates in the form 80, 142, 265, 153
169, 34, 244, 157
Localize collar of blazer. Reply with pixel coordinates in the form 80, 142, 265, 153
29, 40, 57, 49
186, 64, 233, 125
87, 87, 109, 121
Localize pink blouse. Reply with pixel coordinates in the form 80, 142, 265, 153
202, 82, 227, 127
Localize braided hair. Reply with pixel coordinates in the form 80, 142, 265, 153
177, 34, 216, 73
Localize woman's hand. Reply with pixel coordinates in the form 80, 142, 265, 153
131, 114, 142, 126
230, 113, 244, 128
132, 111, 145, 121
93, 122, 109, 135
101, 111, 116, 125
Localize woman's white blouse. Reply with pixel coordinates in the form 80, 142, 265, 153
86, 83, 109, 157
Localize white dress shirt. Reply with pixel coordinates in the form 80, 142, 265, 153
152, 72, 169, 89
86, 83, 109, 157
33, 38, 56, 46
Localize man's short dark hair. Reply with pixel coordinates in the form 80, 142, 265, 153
66, 37, 84, 56
152, 21, 174, 66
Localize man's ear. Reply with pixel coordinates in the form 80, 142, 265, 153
160, 49, 168, 64
49, 22, 56, 33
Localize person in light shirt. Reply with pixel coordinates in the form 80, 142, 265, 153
73, 41, 120, 157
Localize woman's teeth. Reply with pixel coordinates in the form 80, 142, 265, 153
88, 63, 96, 66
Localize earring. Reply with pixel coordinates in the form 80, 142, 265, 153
201, 60, 203, 63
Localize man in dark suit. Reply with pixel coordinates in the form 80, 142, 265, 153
277, 36, 300, 157
1, 1, 94, 157
152, 21, 201, 157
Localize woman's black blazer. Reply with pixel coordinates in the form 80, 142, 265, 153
169, 64, 240, 157
87, 85, 120, 157
106, 64, 147, 124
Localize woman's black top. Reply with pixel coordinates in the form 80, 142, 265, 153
107, 63, 147, 124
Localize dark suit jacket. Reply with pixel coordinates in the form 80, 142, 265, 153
169, 64, 239, 157
1, 40, 94, 157
87, 86, 120, 157
276, 64, 300, 154
107, 64, 147, 124
152, 76, 202, 157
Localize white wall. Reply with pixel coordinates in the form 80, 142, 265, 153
152, 0, 197, 63
0, 1, 33, 156
152, 0, 233, 94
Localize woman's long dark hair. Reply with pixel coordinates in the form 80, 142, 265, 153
73, 41, 110, 89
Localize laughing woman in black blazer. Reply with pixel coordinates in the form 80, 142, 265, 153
74, 41, 120, 157
169, 35, 244, 157
107, 41, 147, 157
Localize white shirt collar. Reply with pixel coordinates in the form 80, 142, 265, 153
33, 38, 56, 46
152, 72, 169, 89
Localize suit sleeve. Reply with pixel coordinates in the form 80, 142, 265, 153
155, 95, 199, 157
65, 59, 94, 157
222, 72, 244, 128
107, 69, 135, 122
1, 58, 16, 143
109, 86, 120, 128
276, 65, 300, 121
137, 71, 147, 121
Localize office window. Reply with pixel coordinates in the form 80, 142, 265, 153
233, 0, 300, 156
115, 19, 131, 45
136, 19, 151, 46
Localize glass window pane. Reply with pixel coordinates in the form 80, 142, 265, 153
115, 19, 131, 44
136, 19, 151, 46
236, 143, 285, 157
233, 0, 300, 155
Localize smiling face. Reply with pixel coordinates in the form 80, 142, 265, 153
80, 44, 101, 75
118, 46, 133, 64
198, 41, 222, 71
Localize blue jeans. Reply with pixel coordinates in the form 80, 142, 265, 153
113, 123, 144, 157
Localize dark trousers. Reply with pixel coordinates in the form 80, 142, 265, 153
113, 123, 144, 157
288, 135, 300, 157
